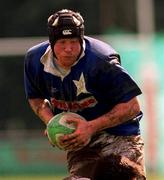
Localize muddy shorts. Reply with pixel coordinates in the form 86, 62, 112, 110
63, 131, 146, 180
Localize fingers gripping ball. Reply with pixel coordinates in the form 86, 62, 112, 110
46, 112, 85, 150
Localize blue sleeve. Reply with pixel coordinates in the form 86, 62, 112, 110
92, 62, 142, 105
24, 49, 45, 99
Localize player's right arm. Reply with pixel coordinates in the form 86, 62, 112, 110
24, 43, 54, 125
28, 98, 57, 147
28, 98, 54, 125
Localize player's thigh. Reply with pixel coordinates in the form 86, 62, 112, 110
101, 134, 145, 176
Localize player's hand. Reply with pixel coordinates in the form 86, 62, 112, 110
44, 129, 56, 147
58, 117, 94, 151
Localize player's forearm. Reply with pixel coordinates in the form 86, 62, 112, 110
28, 98, 54, 125
88, 97, 140, 134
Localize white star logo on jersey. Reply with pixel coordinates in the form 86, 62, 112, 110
73, 73, 90, 96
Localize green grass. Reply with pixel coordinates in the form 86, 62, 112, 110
0, 175, 65, 180
147, 174, 164, 180
0, 174, 163, 180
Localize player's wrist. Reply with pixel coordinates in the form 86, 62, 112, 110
43, 115, 54, 125
87, 120, 99, 136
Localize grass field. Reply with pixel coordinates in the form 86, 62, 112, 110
0, 176, 64, 180
0, 174, 163, 180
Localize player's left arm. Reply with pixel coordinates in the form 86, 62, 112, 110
60, 96, 140, 151
88, 96, 140, 135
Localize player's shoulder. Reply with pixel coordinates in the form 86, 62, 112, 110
84, 36, 120, 64
27, 40, 49, 55
24, 40, 49, 66
84, 36, 117, 55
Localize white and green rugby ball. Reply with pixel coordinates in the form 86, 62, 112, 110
47, 112, 85, 150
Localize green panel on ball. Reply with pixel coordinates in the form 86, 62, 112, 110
47, 112, 76, 149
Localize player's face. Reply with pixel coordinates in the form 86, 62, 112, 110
53, 38, 81, 69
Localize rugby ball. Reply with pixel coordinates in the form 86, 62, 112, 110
46, 112, 85, 150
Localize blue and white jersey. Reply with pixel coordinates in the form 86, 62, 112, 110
24, 36, 142, 136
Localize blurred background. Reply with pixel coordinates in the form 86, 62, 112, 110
0, 0, 164, 179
